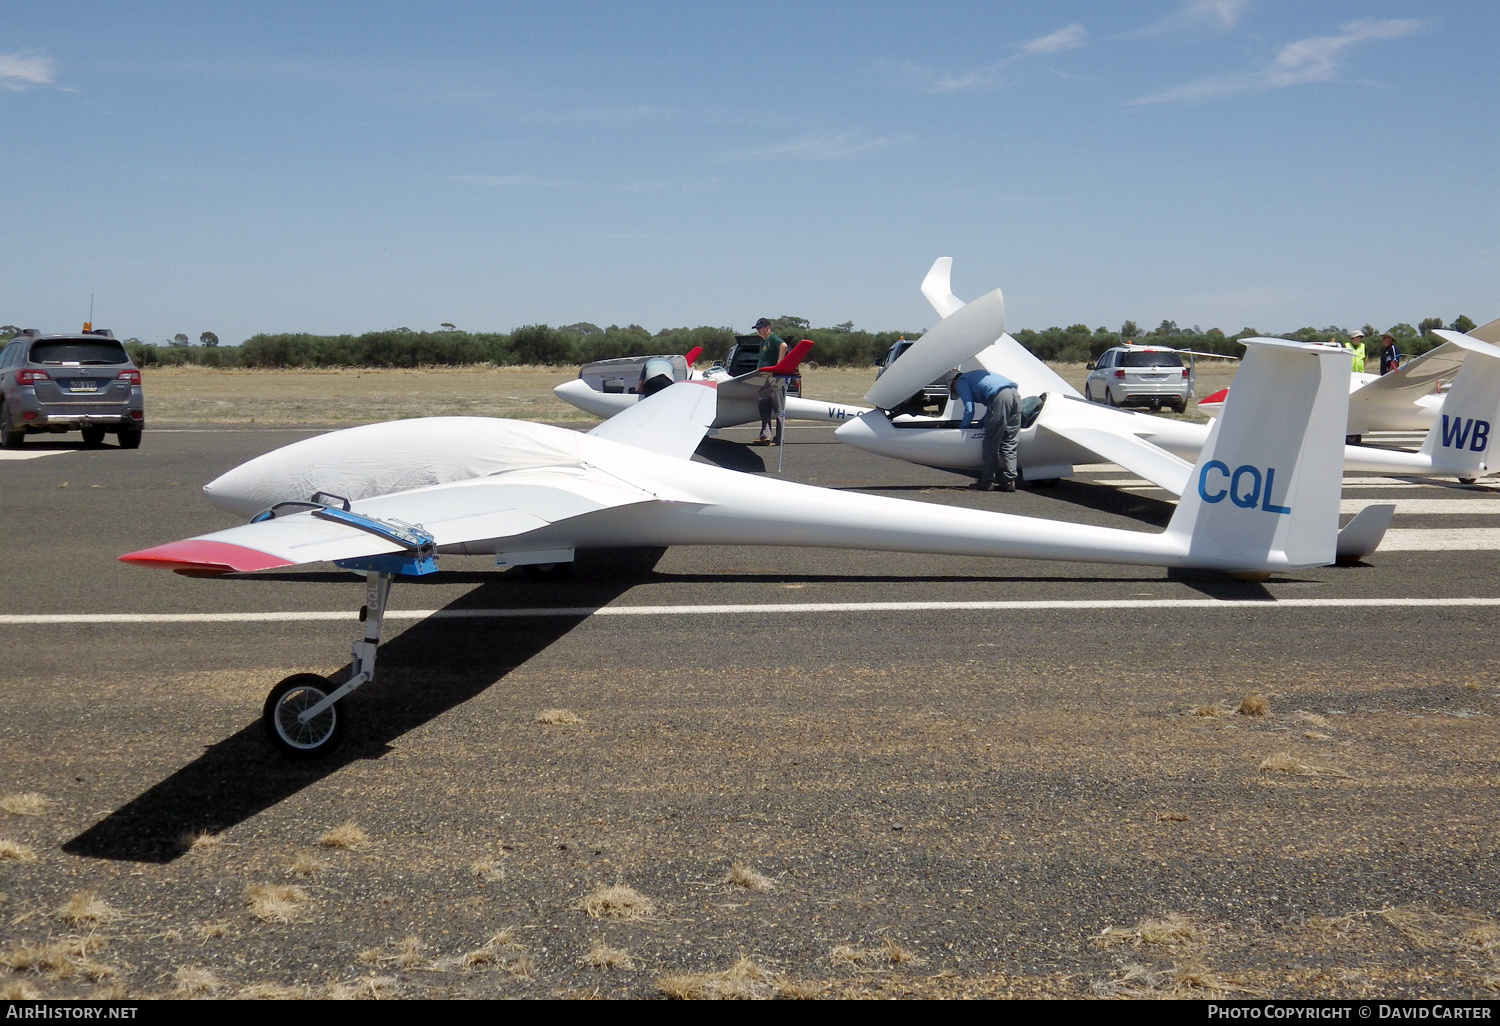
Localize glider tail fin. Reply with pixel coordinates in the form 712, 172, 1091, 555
1416, 330, 1500, 478
1164, 339, 1350, 572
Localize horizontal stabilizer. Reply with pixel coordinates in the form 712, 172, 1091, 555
1336, 503, 1395, 563
1467, 316, 1500, 346
587, 380, 718, 460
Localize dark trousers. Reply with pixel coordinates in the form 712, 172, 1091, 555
980, 386, 1021, 485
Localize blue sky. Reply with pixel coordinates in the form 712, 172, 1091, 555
2, 1, 1494, 345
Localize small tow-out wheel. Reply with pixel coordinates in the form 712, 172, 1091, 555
263, 673, 346, 758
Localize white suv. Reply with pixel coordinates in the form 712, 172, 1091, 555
1084, 346, 1190, 413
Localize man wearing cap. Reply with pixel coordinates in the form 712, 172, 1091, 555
753, 317, 788, 445
1380, 332, 1400, 376
1344, 330, 1366, 373
952, 367, 1021, 492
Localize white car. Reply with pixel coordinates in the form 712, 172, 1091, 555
1083, 346, 1190, 413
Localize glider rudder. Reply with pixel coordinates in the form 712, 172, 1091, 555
1165, 339, 1350, 572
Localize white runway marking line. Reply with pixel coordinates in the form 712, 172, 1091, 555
10, 596, 1500, 625
1381, 530, 1500, 551
0, 450, 68, 461
1341, 499, 1500, 514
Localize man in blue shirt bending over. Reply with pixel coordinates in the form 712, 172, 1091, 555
953, 369, 1021, 492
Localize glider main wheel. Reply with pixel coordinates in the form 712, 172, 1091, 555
522, 561, 572, 581
1459, 477, 1478, 485
81, 426, 106, 447
0, 405, 23, 449
263, 673, 346, 758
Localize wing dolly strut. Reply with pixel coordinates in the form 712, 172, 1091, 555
258, 502, 438, 757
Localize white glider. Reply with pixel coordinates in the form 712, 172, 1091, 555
123, 335, 1361, 758
836, 260, 1500, 489
553, 341, 870, 429
1197, 323, 1500, 437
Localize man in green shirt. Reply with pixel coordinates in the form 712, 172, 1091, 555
1344, 330, 1366, 373
754, 317, 787, 445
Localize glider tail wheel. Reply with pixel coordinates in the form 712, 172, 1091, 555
263, 673, 347, 758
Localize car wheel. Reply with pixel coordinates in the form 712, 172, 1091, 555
1171, 400, 1187, 414
1105, 388, 1118, 407
118, 428, 142, 449
81, 426, 106, 447
1084, 384, 1094, 403
0, 404, 23, 448
263, 673, 346, 758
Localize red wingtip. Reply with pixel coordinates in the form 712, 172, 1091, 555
1198, 388, 1229, 406
683, 346, 703, 366
119, 539, 294, 574
763, 339, 814, 376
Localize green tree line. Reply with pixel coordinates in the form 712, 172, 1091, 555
0, 314, 1481, 370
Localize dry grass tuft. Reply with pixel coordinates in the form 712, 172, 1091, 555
287, 852, 327, 877
317, 821, 369, 850
1237, 693, 1269, 716
580, 939, 637, 971
658, 956, 786, 1000
245, 882, 310, 923
1093, 914, 1203, 950
1, 793, 51, 816
828, 936, 927, 969
172, 965, 225, 997
1258, 752, 1350, 778
58, 891, 121, 926
0, 935, 115, 982
580, 883, 657, 921
0, 981, 41, 999
177, 831, 221, 854
1293, 710, 1331, 728
193, 921, 233, 942
0, 839, 37, 861
1154, 811, 1190, 823
1190, 704, 1227, 717
723, 862, 775, 893
235, 982, 312, 999
326, 975, 400, 999
1379, 905, 1500, 955
536, 708, 582, 725
1094, 960, 1261, 998
470, 859, 506, 883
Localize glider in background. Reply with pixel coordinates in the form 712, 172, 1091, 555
121, 335, 1369, 758
835, 259, 1500, 490
553, 340, 870, 429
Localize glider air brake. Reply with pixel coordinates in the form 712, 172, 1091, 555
552, 339, 872, 428
835, 259, 1500, 492
124, 338, 1350, 759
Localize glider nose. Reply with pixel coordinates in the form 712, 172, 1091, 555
553, 378, 596, 402
834, 411, 887, 453
203, 458, 282, 519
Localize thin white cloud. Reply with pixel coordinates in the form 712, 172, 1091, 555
896, 22, 1087, 94
1125, 0, 1250, 39
734, 130, 908, 162
1020, 23, 1086, 56
1129, 18, 1422, 105
0, 52, 55, 91
452, 175, 568, 188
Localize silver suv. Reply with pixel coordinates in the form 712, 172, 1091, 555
0, 329, 144, 448
1084, 346, 1190, 413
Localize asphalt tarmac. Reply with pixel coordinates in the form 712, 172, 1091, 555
1, 423, 1498, 999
